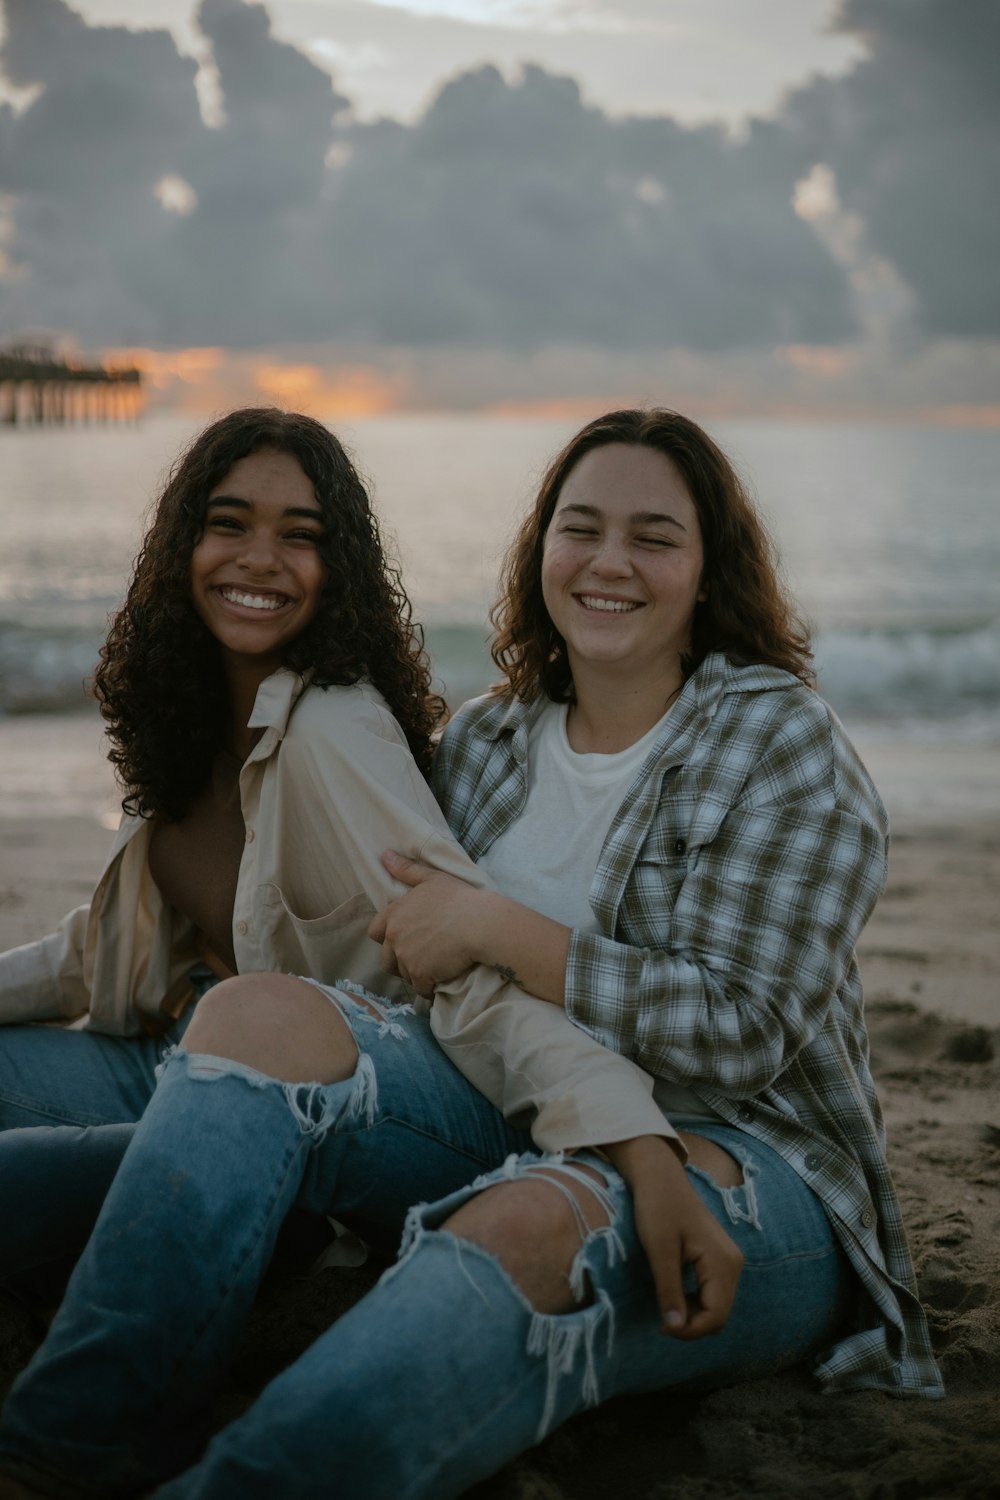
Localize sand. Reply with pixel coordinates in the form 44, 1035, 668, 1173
0, 739, 998, 1498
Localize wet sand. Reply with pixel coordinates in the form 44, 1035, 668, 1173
1, 737, 998, 1498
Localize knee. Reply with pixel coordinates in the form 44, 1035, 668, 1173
183, 975, 359, 1085
442, 1169, 610, 1315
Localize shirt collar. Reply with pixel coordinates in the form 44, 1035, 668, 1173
245, 667, 312, 756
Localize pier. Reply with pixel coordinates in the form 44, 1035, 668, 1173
0, 344, 143, 425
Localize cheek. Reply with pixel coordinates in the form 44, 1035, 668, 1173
540, 538, 573, 599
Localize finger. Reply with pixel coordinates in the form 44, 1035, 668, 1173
367, 908, 388, 942
671, 1246, 742, 1340
642, 1230, 688, 1335
381, 850, 432, 886
379, 940, 402, 979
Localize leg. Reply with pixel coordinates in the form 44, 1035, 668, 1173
0, 1124, 137, 1280
145, 1132, 850, 1500
0, 1023, 173, 1131
0, 975, 529, 1498
0, 976, 213, 1277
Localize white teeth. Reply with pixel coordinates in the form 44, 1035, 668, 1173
220, 588, 285, 612
579, 596, 640, 613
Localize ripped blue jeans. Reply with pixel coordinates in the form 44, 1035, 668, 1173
0, 986, 849, 1500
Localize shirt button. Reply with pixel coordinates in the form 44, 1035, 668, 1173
861, 1208, 876, 1229
804, 1153, 821, 1171
674, 838, 687, 855
245, 828, 255, 843
236, 920, 248, 936
736, 1105, 754, 1123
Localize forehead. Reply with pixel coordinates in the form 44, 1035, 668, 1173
208, 448, 316, 506
555, 443, 695, 522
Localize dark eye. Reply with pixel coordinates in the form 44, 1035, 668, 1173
208, 514, 243, 531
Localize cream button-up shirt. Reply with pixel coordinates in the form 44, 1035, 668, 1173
0, 669, 674, 1156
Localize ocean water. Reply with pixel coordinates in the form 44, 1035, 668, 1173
1, 412, 999, 756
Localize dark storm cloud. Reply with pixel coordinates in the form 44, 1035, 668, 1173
786, 0, 1000, 337
0, 0, 992, 351
0, 0, 204, 341
317, 66, 851, 350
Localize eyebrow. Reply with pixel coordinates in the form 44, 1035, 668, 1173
558, 502, 688, 534
206, 496, 324, 522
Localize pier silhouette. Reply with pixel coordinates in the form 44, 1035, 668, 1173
0, 344, 142, 425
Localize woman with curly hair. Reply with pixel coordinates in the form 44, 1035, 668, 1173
0, 404, 724, 1307
0, 408, 439, 1242
0, 409, 940, 1500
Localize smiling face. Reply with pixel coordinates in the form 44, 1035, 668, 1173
190, 447, 329, 688
541, 442, 706, 697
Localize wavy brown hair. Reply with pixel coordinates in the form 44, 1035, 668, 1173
95, 408, 445, 821
491, 408, 814, 702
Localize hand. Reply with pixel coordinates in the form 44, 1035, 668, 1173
605, 1136, 743, 1338
367, 850, 486, 997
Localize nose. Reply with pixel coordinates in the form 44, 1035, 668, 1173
237, 530, 280, 575
589, 534, 632, 579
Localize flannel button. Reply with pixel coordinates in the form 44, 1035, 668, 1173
861, 1208, 876, 1229
804, 1153, 821, 1171
736, 1104, 754, 1123
674, 838, 687, 855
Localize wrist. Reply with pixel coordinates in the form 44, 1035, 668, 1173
605, 1134, 685, 1185
464, 888, 510, 970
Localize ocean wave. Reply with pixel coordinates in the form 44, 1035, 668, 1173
3, 617, 1000, 734
815, 620, 1000, 733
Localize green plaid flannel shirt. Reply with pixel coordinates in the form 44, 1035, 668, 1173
432, 652, 942, 1398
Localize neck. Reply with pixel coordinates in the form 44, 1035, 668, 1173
222, 655, 276, 760
564, 661, 684, 754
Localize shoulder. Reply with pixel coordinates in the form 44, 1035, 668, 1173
432, 690, 536, 817
284, 680, 410, 757
440, 690, 521, 743
435, 691, 535, 773
694, 656, 886, 826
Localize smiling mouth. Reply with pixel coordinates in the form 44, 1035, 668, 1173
217, 586, 290, 613
577, 595, 642, 613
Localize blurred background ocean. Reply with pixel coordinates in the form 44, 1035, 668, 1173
1, 412, 998, 822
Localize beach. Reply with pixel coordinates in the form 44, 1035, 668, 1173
1, 729, 997, 1498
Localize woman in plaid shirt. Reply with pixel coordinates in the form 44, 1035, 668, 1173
0, 411, 940, 1500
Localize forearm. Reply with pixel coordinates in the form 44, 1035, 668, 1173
603, 1133, 685, 1181
454, 890, 571, 1007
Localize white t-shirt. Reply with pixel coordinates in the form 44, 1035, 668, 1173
478, 701, 669, 932
478, 700, 719, 1127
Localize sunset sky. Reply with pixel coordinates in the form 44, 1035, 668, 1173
0, 0, 997, 420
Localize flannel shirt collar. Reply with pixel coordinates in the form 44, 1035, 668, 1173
483, 654, 799, 753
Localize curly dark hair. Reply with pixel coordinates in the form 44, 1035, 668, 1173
490, 408, 814, 702
95, 408, 445, 821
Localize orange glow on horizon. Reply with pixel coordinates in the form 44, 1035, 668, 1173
106, 347, 225, 390
781, 344, 855, 377
96, 347, 1000, 428
919, 403, 1000, 428
254, 362, 400, 417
